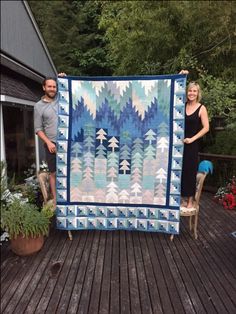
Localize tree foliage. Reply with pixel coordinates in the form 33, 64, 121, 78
28, 0, 112, 75
99, 1, 236, 79
28, 0, 236, 123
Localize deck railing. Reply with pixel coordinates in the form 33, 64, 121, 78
198, 152, 236, 192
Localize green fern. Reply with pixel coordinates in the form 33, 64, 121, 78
1, 198, 53, 239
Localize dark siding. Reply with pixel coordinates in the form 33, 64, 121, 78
0, 1, 56, 77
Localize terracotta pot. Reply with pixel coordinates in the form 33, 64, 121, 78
11, 234, 44, 256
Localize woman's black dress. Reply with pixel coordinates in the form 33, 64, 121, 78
181, 105, 202, 197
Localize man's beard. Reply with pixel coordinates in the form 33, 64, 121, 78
45, 91, 56, 99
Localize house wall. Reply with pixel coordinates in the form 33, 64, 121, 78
1, 0, 56, 77
0, 0, 57, 176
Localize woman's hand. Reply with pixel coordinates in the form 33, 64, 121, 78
183, 137, 193, 144
179, 70, 189, 75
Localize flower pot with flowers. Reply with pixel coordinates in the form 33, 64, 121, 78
214, 176, 236, 210
0, 161, 54, 255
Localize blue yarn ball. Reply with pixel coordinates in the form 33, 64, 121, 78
198, 160, 213, 174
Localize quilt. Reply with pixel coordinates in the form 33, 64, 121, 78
56, 74, 186, 234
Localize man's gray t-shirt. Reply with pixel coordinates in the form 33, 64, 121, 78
34, 97, 58, 142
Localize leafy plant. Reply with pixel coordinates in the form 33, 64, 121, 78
0, 161, 9, 207
203, 127, 236, 156
1, 198, 54, 239
198, 70, 236, 123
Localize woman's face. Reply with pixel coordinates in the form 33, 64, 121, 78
187, 86, 199, 102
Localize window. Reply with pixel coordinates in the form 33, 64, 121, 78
3, 104, 35, 181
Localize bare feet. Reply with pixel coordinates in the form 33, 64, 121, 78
186, 196, 194, 208
186, 203, 194, 208
181, 197, 187, 207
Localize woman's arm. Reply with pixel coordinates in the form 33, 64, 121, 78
184, 105, 209, 144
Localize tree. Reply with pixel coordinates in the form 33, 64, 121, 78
120, 160, 130, 174
108, 136, 119, 152
156, 168, 167, 184
30, 0, 235, 81
71, 142, 82, 157
145, 129, 156, 144
157, 137, 168, 153
100, 1, 235, 79
28, 0, 112, 75
96, 128, 107, 144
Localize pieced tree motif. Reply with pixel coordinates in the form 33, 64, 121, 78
154, 183, 166, 204
107, 135, 119, 182
120, 144, 131, 159
156, 168, 167, 184
71, 142, 83, 189
131, 138, 143, 197
96, 144, 107, 159
157, 137, 168, 153
108, 136, 119, 152
71, 158, 82, 173
71, 142, 82, 157
131, 182, 142, 197
145, 129, 156, 144
84, 136, 94, 152
119, 189, 130, 203
119, 144, 131, 175
157, 122, 169, 136
96, 128, 107, 144
144, 130, 156, 160
106, 181, 118, 202
120, 160, 130, 174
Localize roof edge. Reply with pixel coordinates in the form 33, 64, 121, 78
1, 52, 45, 83
1, 95, 35, 106
23, 0, 58, 75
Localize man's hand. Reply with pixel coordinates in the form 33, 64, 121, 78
47, 141, 56, 153
183, 137, 193, 144
58, 72, 67, 77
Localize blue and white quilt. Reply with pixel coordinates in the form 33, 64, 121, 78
56, 75, 186, 234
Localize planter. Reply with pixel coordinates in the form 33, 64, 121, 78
11, 234, 44, 256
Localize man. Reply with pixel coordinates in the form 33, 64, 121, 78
34, 74, 65, 208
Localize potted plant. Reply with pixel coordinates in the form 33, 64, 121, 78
1, 198, 54, 256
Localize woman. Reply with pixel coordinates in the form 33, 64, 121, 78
181, 81, 209, 208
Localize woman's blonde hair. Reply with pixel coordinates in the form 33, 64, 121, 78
187, 81, 202, 102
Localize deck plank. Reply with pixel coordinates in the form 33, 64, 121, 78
55, 231, 88, 314
45, 232, 81, 313
126, 231, 142, 314
174, 233, 217, 313
66, 231, 94, 313
1, 192, 236, 314
88, 231, 106, 314
138, 232, 163, 313
132, 231, 152, 314
14, 232, 63, 313
77, 231, 101, 314
34, 232, 72, 313
99, 231, 113, 314
150, 232, 185, 313
181, 223, 236, 313
119, 231, 131, 314
1, 234, 56, 313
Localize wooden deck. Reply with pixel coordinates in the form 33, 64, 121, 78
1, 192, 236, 314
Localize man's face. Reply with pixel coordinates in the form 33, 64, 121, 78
43, 79, 57, 99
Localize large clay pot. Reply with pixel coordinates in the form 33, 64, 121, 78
11, 234, 44, 256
